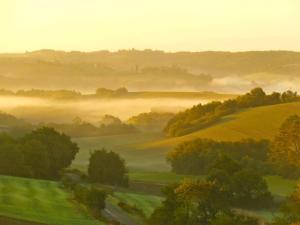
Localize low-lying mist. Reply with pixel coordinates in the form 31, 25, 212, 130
0, 96, 216, 124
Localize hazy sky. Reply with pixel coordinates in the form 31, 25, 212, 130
1, 0, 299, 52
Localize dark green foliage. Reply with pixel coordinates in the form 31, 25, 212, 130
0, 127, 79, 179
164, 88, 299, 137
167, 138, 270, 175
0, 135, 31, 177
230, 169, 273, 208
22, 127, 79, 178
88, 149, 128, 186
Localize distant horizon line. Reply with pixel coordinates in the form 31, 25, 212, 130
0, 48, 299, 54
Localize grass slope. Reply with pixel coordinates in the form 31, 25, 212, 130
0, 176, 103, 225
72, 132, 168, 171
143, 102, 300, 150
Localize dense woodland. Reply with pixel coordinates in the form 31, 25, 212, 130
165, 88, 299, 137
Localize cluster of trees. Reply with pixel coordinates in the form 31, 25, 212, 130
167, 139, 270, 175
95, 87, 129, 97
207, 155, 272, 208
0, 127, 78, 179
150, 153, 273, 225
0, 111, 137, 138
165, 88, 299, 137
127, 112, 174, 131
47, 115, 137, 137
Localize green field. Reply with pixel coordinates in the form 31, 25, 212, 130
264, 176, 298, 197
0, 176, 103, 225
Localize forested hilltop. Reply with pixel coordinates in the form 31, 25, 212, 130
164, 88, 299, 137
0, 50, 300, 91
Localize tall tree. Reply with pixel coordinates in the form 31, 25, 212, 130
270, 115, 300, 167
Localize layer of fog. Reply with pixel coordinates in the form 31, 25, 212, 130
0, 96, 215, 124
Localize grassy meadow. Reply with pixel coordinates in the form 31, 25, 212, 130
0, 176, 103, 225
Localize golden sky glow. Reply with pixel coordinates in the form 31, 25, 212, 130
1, 0, 299, 52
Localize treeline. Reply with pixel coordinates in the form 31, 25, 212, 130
0, 112, 138, 137
0, 127, 78, 179
165, 88, 299, 137
0, 87, 230, 100
167, 114, 300, 178
0, 87, 130, 99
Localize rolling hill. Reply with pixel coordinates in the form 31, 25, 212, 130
1, 50, 300, 92
142, 102, 300, 150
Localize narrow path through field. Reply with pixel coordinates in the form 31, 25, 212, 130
103, 202, 139, 225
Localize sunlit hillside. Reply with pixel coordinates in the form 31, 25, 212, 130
141, 102, 300, 150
